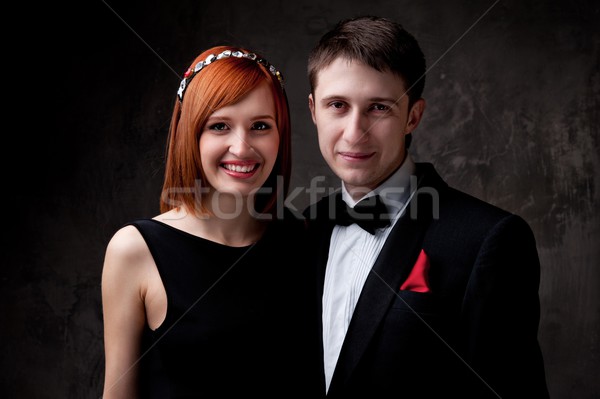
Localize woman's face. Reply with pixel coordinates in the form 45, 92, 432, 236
199, 82, 280, 201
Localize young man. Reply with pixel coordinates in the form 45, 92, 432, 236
303, 16, 549, 398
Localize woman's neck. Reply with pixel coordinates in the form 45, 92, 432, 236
157, 194, 268, 247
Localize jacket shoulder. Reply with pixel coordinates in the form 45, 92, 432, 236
302, 192, 338, 223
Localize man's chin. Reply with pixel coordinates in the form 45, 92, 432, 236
340, 176, 376, 195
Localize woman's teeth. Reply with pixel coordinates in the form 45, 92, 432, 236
222, 164, 258, 173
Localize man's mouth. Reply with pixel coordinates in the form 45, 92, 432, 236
338, 151, 375, 161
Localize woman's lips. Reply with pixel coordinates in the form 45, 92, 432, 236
220, 161, 260, 179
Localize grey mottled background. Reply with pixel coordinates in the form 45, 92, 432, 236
3, 0, 598, 397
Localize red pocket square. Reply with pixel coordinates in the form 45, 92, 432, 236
400, 249, 431, 293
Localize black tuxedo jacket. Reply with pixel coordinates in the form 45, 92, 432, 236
303, 162, 549, 398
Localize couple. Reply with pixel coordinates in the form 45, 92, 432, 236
101, 16, 549, 398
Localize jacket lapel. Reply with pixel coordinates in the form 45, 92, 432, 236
306, 192, 339, 293
327, 163, 446, 395
305, 193, 339, 396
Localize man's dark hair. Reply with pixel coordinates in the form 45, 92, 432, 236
308, 15, 426, 107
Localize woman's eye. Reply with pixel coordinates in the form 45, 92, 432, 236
208, 122, 228, 131
251, 122, 271, 131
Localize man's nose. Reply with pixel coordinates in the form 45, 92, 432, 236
342, 110, 369, 145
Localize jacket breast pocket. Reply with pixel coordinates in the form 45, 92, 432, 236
390, 290, 442, 315
375, 291, 451, 360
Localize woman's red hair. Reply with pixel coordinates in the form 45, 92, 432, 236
160, 45, 291, 218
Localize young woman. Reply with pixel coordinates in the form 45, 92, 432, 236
101, 46, 313, 398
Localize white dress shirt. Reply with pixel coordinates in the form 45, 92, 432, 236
322, 154, 416, 392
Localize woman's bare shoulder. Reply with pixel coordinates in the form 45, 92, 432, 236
102, 225, 153, 279
106, 224, 147, 259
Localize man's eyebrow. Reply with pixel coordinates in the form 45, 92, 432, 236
319, 95, 400, 104
319, 95, 349, 102
368, 97, 399, 103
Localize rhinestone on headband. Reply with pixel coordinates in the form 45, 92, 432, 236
177, 49, 285, 101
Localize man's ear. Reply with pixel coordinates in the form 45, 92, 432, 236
406, 98, 426, 133
308, 93, 316, 124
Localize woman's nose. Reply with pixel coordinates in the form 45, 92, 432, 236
228, 130, 255, 157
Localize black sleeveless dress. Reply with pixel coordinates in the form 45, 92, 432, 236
129, 211, 315, 398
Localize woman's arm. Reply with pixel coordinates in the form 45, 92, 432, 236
101, 226, 150, 399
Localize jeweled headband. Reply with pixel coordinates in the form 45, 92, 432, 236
177, 49, 285, 102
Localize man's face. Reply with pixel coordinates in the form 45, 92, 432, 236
309, 57, 424, 199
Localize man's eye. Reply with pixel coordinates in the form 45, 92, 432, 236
252, 122, 271, 130
371, 104, 389, 111
208, 123, 228, 131
330, 102, 344, 109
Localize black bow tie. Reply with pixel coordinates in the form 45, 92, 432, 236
334, 194, 392, 234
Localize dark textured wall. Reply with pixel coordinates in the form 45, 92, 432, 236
3, 0, 598, 397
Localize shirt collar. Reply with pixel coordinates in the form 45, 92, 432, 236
341, 153, 416, 216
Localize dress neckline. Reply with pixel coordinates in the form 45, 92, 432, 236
147, 219, 259, 250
